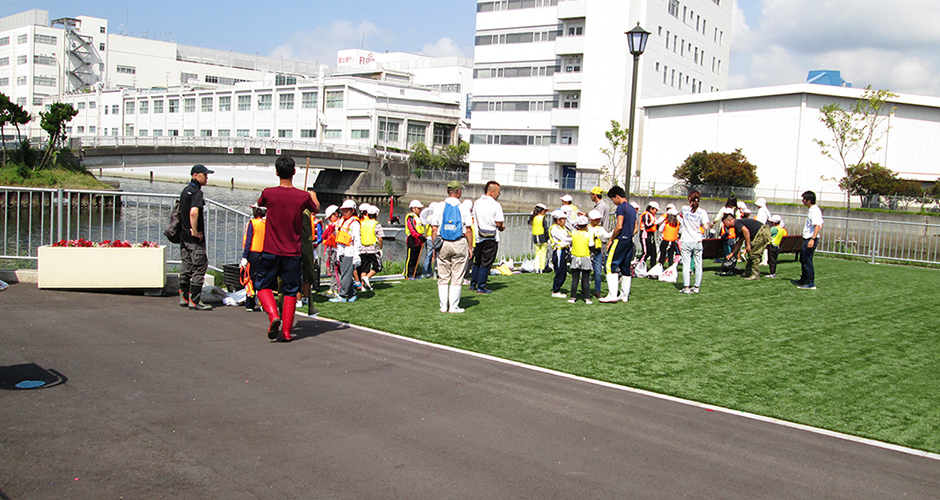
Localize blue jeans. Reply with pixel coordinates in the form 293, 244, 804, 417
591, 251, 604, 293
552, 248, 569, 293
422, 244, 435, 278
800, 238, 817, 285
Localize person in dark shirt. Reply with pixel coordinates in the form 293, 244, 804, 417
722, 214, 772, 280
599, 185, 637, 303
255, 156, 319, 342
178, 164, 213, 310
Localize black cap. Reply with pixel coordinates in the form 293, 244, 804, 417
191, 164, 214, 175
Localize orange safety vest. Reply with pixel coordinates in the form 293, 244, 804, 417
336, 215, 359, 246
662, 221, 679, 242
642, 211, 657, 232
242, 218, 265, 252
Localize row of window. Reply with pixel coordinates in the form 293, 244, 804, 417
481, 163, 531, 184
68, 125, 443, 144
470, 134, 555, 146
476, 0, 557, 12
470, 99, 554, 112
473, 65, 558, 79
420, 83, 462, 93
658, 63, 713, 93
95, 91, 330, 116
0, 34, 57, 46
475, 30, 558, 46
0, 75, 56, 87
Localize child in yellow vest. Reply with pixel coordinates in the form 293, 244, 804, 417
569, 215, 595, 304
528, 203, 550, 273
767, 214, 787, 278
549, 210, 572, 298
358, 204, 385, 291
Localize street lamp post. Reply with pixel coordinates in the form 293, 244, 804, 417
624, 22, 650, 200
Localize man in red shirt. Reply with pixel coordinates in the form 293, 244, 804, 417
255, 156, 319, 342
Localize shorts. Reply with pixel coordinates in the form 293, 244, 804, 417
256, 252, 303, 296
358, 253, 381, 274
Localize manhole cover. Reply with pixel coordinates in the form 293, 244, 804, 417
0, 363, 67, 391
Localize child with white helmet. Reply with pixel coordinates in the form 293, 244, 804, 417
568, 215, 595, 304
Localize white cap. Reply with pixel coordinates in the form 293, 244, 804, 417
409, 199, 424, 209
649, 201, 660, 210
552, 209, 567, 219
367, 204, 380, 215
741, 207, 752, 215
666, 203, 676, 210
324, 204, 338, 217
575, 215, 589, 226
737, 201, 747, 210
629, 201, 640, 210
666, 208, 678, 216
340, 199, 357, 210
560, 194, 574, 202
535, 203, 548, 210
358, 203, 370, 213
588, 209, 602, 220
770, 214, 782, 223
756, 198, 767, 207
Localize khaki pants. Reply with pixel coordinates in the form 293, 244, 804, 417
745, 225, 773, 277
437, 237, 469, 287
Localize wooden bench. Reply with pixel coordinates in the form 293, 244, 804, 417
701, 235, 803, 260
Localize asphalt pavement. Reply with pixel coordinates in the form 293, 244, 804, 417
1, 283, 938, 499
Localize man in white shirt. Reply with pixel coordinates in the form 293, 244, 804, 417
797, 190, 824, 290
430, 180, 474, 313
471, 181, 505, 293
679, 190, 709, 294
330, 199, 362, 303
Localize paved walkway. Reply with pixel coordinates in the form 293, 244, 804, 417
2, 284, 938, 499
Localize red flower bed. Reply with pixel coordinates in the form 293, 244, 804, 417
51, 239, 160, 248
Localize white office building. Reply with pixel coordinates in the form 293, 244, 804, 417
468, 0, 732, 189
639, 83, 940, 204
55, 73, 460, 150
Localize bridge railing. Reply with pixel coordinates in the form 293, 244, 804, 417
1, 186, 250, 272
81, 136, 375, 157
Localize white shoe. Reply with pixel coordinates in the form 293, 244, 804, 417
567, 298, 576, 304
552, 292, 566, 298
691, 286, 700, 293
362, 276, 372, 291
585, 299, 593, 305
681, 287, 692, 294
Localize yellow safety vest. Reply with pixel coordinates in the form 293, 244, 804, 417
571, 229, 591, 258
532, 214, 545, 236
771, 226, 787, 246
243, 218, 265, 253
361, 218, 378, 246
405, 212, 424, 238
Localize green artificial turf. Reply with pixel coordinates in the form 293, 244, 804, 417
311, 257, 940, 453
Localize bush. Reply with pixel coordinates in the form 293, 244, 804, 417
674, 149, 759, 189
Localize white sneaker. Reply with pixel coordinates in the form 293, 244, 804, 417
691, 287, 700, 293
552, 292, 566, 298
681, 287, 692, 294
567, 298, 576, 304
449, 307, 465, 313
585, 299, 593, 305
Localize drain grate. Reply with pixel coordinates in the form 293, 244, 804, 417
0, 363, 67, 391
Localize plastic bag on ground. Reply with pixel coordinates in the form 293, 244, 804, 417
646, 263, 664, 278
659, 263, 678, 283
634, 259, 648, 278
223, 288, 247, 306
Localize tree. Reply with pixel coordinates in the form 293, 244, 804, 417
838, 162, 899, 207
38, 102, 78, 171
815, 86, 898, 210
599, 120, 629, 187
408, 140, 469, 177
673, 149, 759, 188
10, 100, 31, 143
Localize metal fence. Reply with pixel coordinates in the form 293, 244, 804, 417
1, 186, 250, 272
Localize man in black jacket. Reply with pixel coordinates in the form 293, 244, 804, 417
179, 164, 213, 310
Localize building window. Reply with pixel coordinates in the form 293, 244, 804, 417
77, 126, 85, 134
219, 96, 231, 111
112, 104, 119, 114
168, 99, 179, 113
237, 129, 250, 137
126, 102, 135, 116
34, 55, 56, 66
482, 162, 496, 180
17, 55, 27, 65
99, 42, 105, 51
562, 93, 580, 109
89, 101, 97, 109
183, 130, 195, 137
218, 130, 231, 137
201, 97, 213, 112
153, 100, 164, 113
152, 129, 162, 136
139, 101, 149, 114
0, 37, 8, 46
237, 95, 250, 111
180, 72, 198, 84
324, 129, 342, 139
0, 77, 8, 86
300, 129, 316, 138
116, 65, 136, 74
16, 97, 26, 107
181, 98, 194, 112
200, 130, 212, 137
168, 130, 179, 136
406, 124, 426, 144
514, 164, 528, 183
564, 56, 581, 73
0, 57, 8, 66
89, 126, 96, 134
138, 129, 147, 136
257, 94, 272, 110
18, 34, 28, 44
100, 27, 106, 34
302, 92, 317, 109
112, 128, 119, 136
379, 120, 399, 142
124, 125, 133, 136
77, 101, 86, 109
325, 91, 343, 108
351, 129, 369, 139
279, 93, 294, 110
275, 74, 297, 86
16, 76, 27, 86
278, 129, 293, 138
105, 105, 109, 115
434, 125, 452, 145
256, 129, 271, 137
34, 76, 56, 87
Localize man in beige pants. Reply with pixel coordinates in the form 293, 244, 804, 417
430, 180, 474, 313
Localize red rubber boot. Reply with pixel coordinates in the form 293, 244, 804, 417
257, 289, 281, 340
280, 296, 296, 342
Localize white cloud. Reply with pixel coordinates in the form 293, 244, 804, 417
270, 20, 384, 66
419, 37, 471, 58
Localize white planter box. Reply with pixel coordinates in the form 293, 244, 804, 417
38, 245, 167, 289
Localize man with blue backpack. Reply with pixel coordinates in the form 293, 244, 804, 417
430, 180, 474, 313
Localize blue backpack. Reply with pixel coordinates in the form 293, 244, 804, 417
440, 202, 463, 241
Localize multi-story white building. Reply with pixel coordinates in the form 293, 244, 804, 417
56, 73, 460, 150
468, 0, 732, 189
0, 9, 320, 138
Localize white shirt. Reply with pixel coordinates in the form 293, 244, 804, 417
803, 205, 824, 239
473, 195, 504, 242
679, 206, 709, 243
336, 216, 361, 258
756, 206, 772, 224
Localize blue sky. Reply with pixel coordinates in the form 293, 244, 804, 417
5, 0, 940, 96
